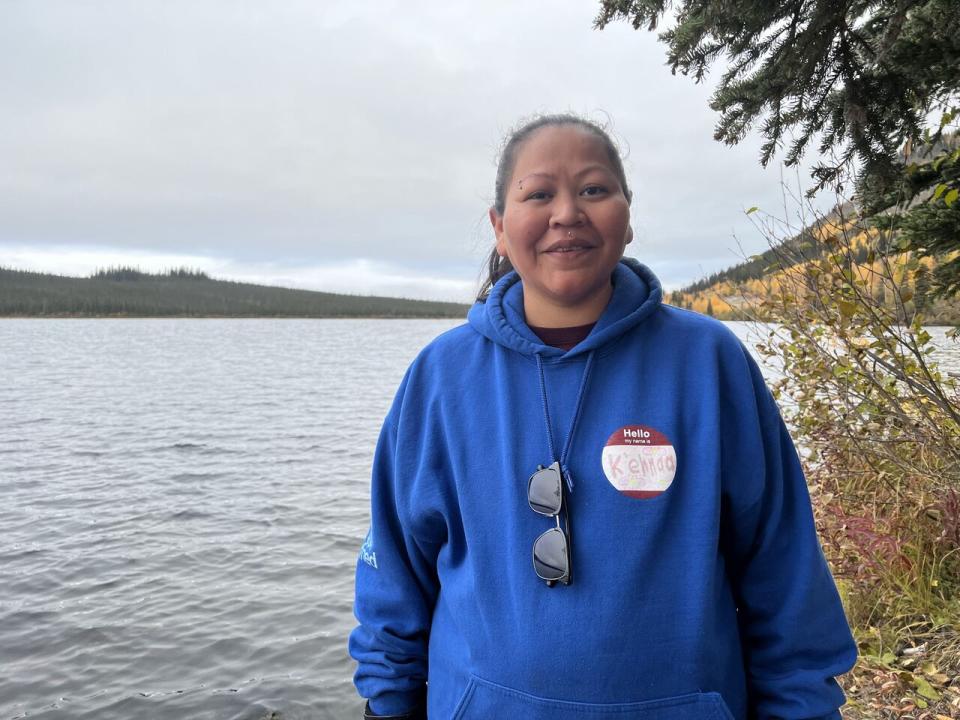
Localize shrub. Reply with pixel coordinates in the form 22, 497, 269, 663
749, 193, 960, 717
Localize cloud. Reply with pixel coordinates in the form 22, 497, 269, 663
0, 0, 836, 297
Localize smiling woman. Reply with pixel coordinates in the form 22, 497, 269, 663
489, 124, 634, 328
347, 114, 857, 720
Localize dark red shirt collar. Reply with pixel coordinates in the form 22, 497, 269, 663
528, 322, 596, 352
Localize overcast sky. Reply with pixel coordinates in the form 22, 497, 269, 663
0, 0, 830, 301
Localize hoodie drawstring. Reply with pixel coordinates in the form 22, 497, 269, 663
535, 351, 595, 492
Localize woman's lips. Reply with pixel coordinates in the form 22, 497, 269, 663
544, 240, 595, 254
542, 245, 595, 262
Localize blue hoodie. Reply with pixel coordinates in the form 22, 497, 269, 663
349, 259, 856, 719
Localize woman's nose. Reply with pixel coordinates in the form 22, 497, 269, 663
549, 191, 585, 227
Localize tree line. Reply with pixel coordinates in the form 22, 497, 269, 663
0, 266, 469, 318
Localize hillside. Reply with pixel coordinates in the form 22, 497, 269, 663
669, 210, 960, 326
0, 267, 469, 318
671, 132, 959, 326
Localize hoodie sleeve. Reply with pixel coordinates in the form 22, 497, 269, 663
720, 341, 857, 720
348, 368, 443, 717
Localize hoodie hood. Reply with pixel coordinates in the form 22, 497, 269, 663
467, 257, 663, 358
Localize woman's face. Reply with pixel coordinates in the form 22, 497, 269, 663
490, 125, 632, 328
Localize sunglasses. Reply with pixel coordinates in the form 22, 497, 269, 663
527, 461, 571, 586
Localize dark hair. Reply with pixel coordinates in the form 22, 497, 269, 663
477, 113, 632, 301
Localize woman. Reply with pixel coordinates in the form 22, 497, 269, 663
349, 114, 856, 719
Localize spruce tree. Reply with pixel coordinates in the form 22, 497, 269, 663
595, 0, 958, 189
595, 0, 960, 294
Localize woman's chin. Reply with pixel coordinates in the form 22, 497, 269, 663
524, 279, 613, 326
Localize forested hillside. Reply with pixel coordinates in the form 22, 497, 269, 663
0, 267, 469, 318
669, 209, 960, 326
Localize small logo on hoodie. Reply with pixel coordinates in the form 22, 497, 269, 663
360, 529, 378, 569
601, 424, 677, 499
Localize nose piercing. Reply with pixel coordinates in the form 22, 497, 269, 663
567, 231, 574, 238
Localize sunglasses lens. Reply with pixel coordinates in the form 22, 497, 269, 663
528, 466, 562, 516
533, 527, 569, 582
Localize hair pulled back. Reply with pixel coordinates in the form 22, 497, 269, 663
477, 113, 631, 302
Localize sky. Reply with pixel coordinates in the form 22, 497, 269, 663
0, 0, 831, 301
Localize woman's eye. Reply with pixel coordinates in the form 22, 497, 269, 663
582, 185, 609, 197
526, 190, 551, 200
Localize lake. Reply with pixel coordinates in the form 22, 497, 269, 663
1, 319, 957, 719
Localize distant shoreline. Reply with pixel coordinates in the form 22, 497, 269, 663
0, 266, 470, 319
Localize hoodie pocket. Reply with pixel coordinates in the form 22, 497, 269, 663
451, 676, 735, 720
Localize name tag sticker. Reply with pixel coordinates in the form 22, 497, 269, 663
601, 424, 677, 499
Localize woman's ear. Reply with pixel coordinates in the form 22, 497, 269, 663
489, 207, 507, 258
625, 225, 634, 246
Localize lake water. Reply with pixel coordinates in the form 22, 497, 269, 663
2, 319, 957, 720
